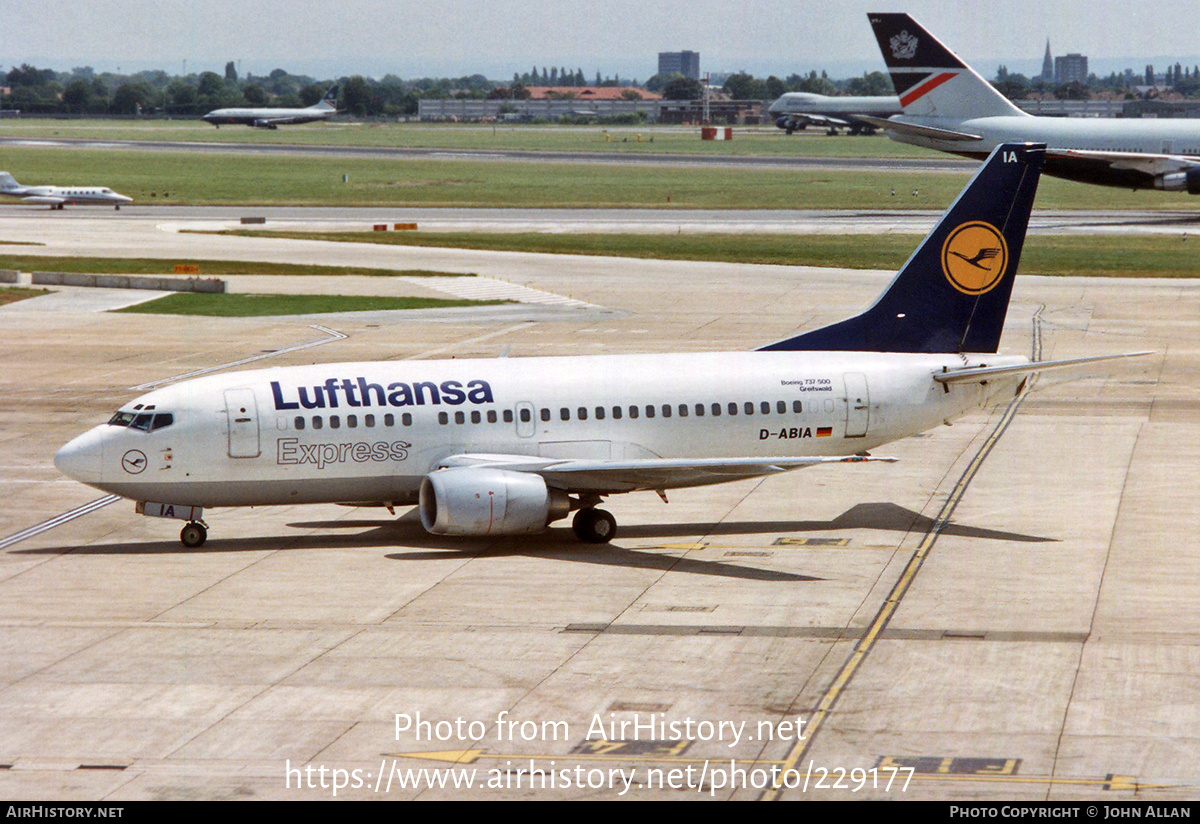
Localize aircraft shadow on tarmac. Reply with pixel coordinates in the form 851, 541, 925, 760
15, 502, 1052, 582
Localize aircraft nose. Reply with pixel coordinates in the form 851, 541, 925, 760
55, 428, 105, 485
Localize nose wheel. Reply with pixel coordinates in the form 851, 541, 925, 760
180, 521, 208, 548
572, 508, 616, 544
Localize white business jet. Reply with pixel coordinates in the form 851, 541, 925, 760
0, 172, 132, 210
54, 143, 1144, 548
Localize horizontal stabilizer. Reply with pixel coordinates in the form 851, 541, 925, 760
933, 352, 1154, 384
854, 115, 982, 142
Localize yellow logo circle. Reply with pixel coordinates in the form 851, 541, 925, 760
941, 221, 1008, 295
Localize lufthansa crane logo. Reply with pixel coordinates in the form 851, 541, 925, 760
121, 449, 147, 475
940, 221, 1008, 295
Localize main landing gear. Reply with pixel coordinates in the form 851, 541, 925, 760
572, 507, 617, 544
180, 521, 208, 548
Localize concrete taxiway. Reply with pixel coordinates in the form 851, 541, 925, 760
0, 217, 1198, 801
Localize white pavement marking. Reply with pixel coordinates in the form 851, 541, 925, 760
401, 275, 596, 308
0, 495, 120, 550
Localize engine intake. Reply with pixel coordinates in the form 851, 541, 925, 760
419, 467, 570, 536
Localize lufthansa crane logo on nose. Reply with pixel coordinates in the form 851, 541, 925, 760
941, 221, 1008, 295
121, 449, 147, 475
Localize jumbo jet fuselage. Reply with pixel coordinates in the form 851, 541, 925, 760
55, 350, 1022, 508
890, 115, 1200, 188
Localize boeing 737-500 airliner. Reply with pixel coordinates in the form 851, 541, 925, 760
54, 143, 1144, 547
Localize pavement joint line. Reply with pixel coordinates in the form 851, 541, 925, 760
760, 308, 1046, 801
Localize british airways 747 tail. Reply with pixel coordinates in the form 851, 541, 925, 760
54, 143, 1146, 547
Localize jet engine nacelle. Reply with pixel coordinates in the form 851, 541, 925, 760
1155, 166, 1200, 194
419, 467, 570, 536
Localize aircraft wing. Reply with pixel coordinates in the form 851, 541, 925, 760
933, 352, 1154, 385
1046, 148, 1200, 179
854, 115, 983, 142
794, 113, 851, 127
19, 195, 67, 205
434, 453, 897, 494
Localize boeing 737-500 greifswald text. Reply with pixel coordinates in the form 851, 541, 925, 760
54, 143, 1144, 547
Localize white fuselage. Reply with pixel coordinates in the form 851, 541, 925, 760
894, 113, 1200, 157
201, 105, 335, 128
1, 184, 132, 207
769, 93, 902, 118
55, 350, 1025, 509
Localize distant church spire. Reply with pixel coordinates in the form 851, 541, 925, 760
1042, 39, 1054, 81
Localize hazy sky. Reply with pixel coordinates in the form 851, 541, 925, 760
2, 0, 1195, 81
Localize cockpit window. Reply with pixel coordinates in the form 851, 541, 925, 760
108, 411, 174, 431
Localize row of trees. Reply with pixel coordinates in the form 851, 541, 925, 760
10, 59, 1200, 118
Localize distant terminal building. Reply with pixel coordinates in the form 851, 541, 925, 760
1054, 53, 1088, 85
659, 51, 700, 80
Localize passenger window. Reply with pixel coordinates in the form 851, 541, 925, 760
487, 410, 497, 423
761, 401, 771, 415
313, 416, 323, 430
678, 404, 688, 417
454, 411, 465, 424
330, 416, 340, 429
629, 406, 639, 419
645, 405, 655, 418
577, 407, 588, 421
294, 416, 306, 431
595, 407, 605, 420
347, 415, 357, 428
793, 400, 802, 413
695, 404, 705, 417
711, 403, 721, 416
560, 408, 570, 421
540, 408, 551, 422
438, 412, 448, 425
728, 403, 737, 416
612, 406, 622, 420
503, 409, 513, 423
777, 401, 786, 414
471, 411, 481, 424
401, 413, 411, 426
661, 405, 671, 418
745, 402, 754, 415
519, 408, 530, 423
365, 414, 375, 427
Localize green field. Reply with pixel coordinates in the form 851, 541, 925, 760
0, 130, 1195, 210
2, 119, 936, 158
220, 229, 1200, 278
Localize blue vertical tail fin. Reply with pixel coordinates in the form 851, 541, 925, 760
759, 142, 1045, 354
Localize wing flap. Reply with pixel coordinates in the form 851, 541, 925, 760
1046, 148, 1198, 178
434, 453, 897, 493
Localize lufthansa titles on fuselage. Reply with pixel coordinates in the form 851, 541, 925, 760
271, 377, 495, 411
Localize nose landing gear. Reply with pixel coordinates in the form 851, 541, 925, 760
180, 521, 208, 548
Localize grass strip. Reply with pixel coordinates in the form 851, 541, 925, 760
220, 230, 1200, 278
0, 254, 468, 277
115, 292, 505, 317
0, 286, 51, 306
